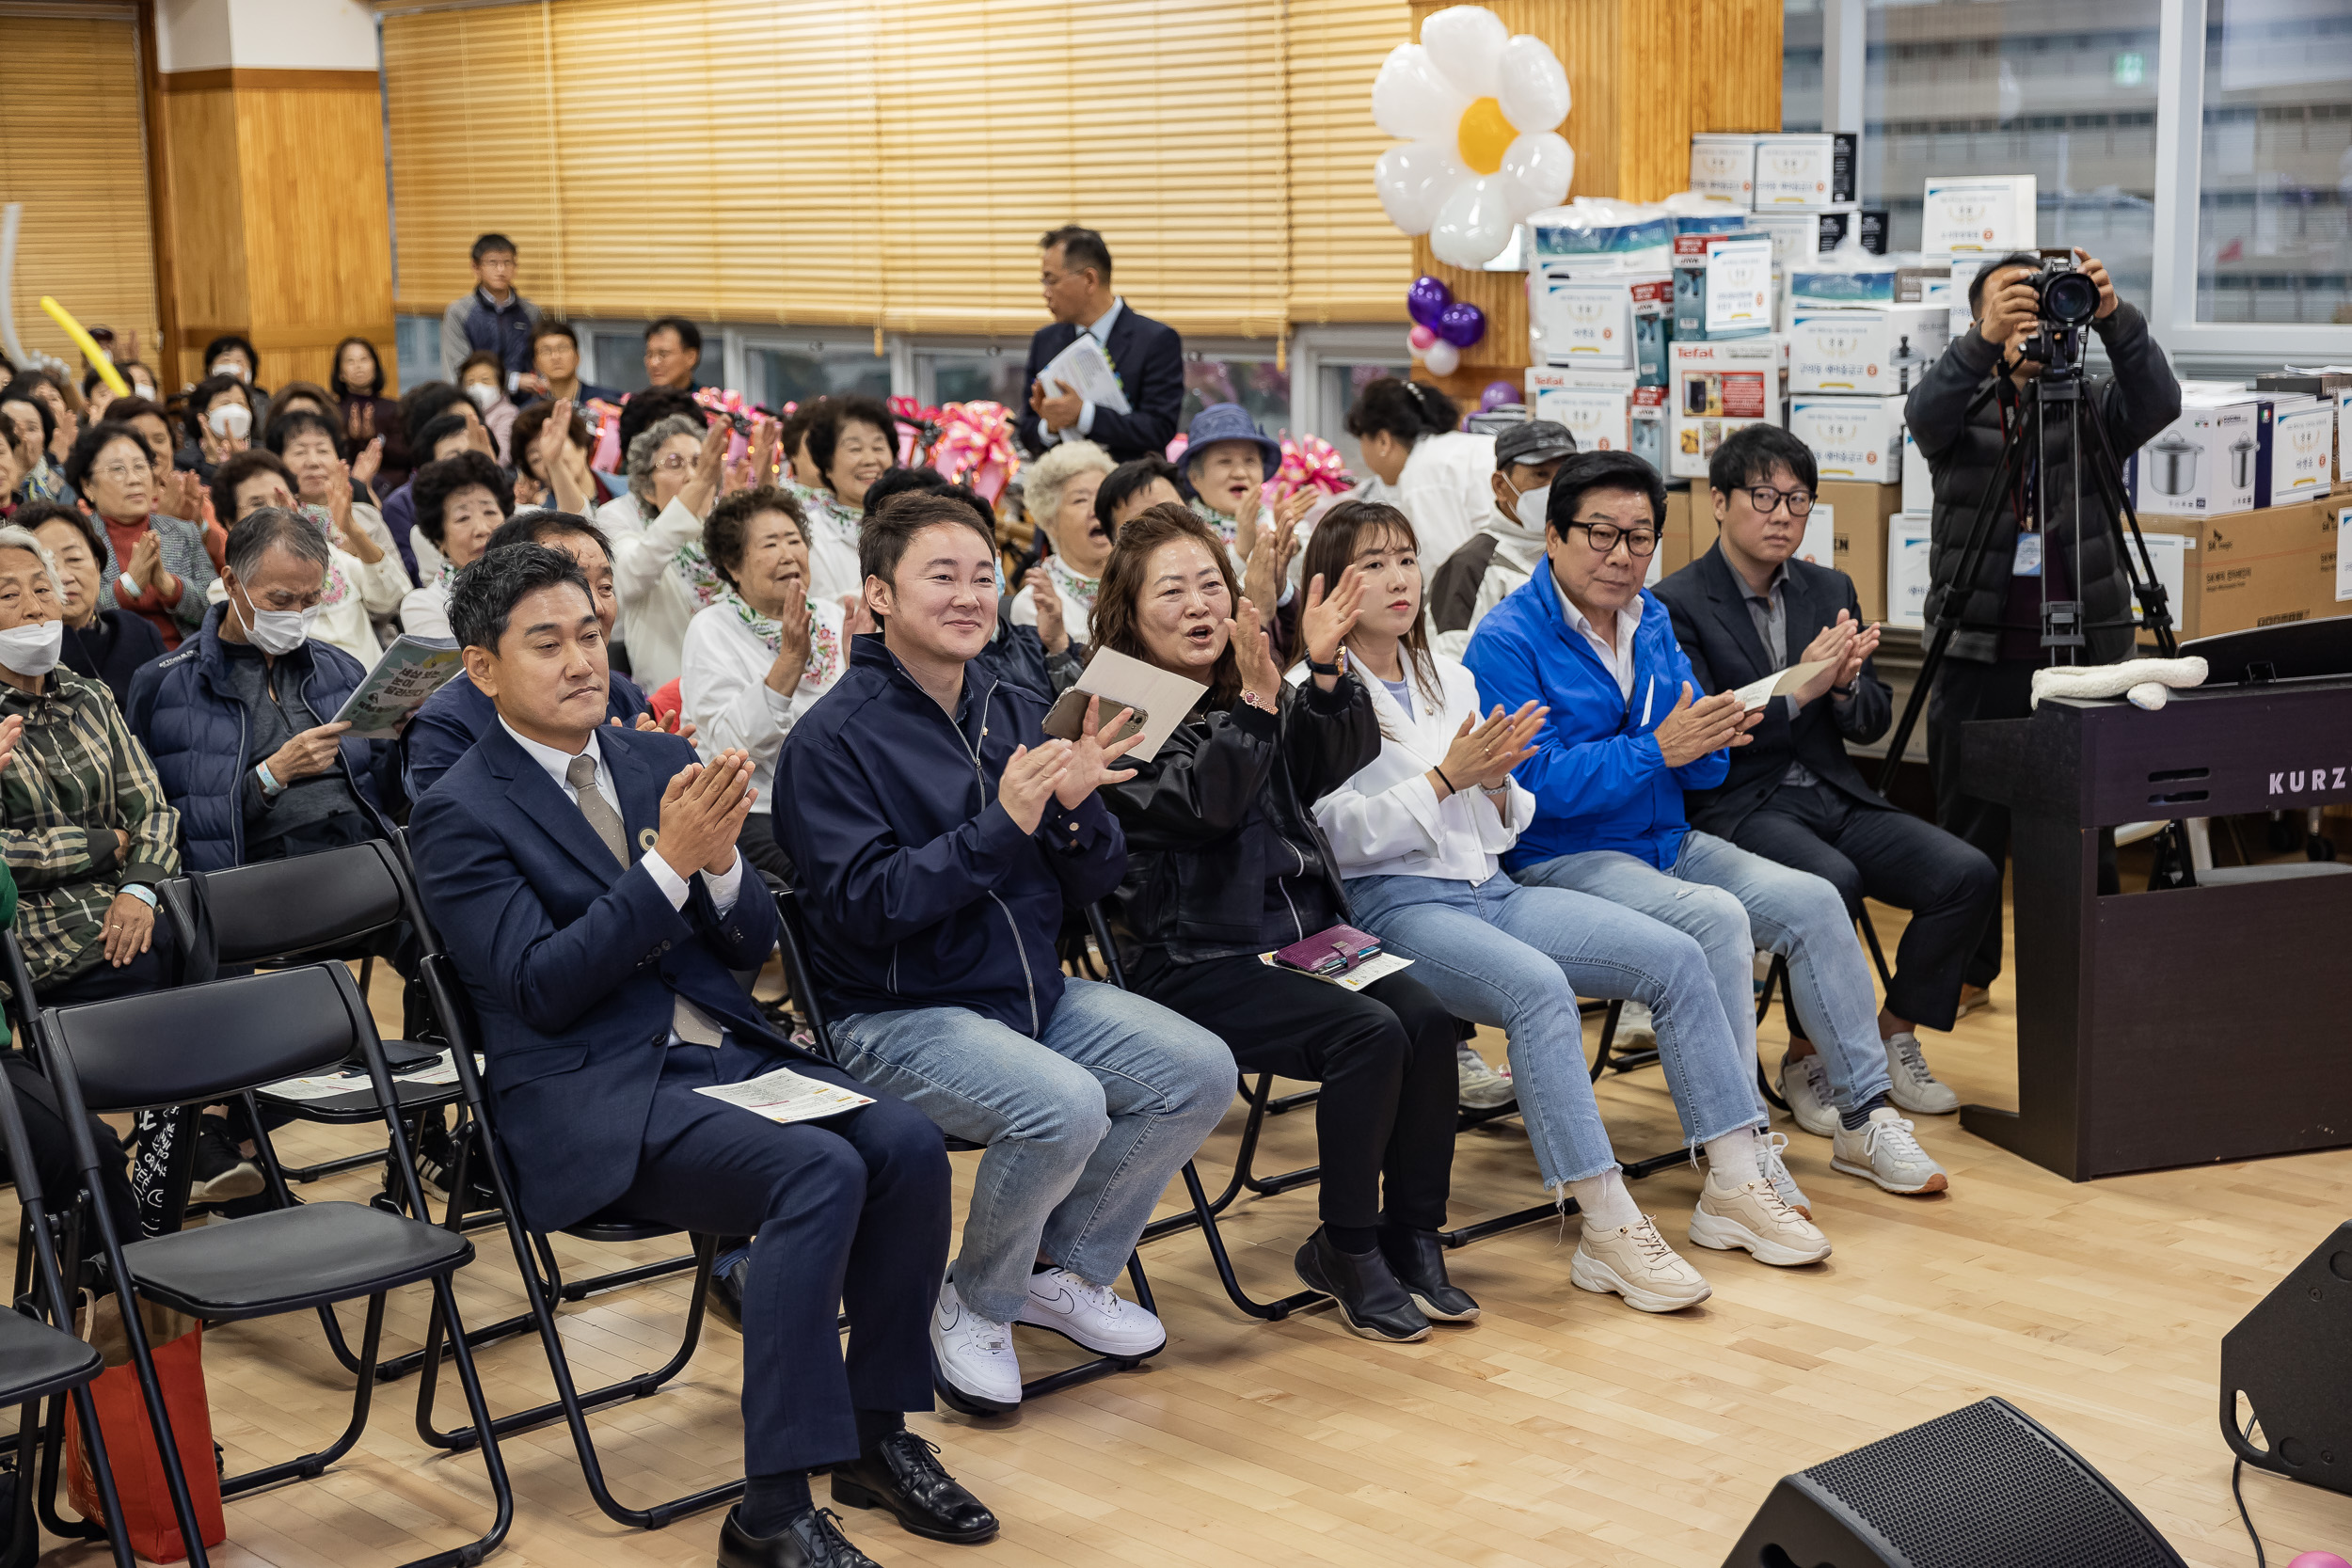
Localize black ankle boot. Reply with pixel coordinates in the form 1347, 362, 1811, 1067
1294, 1226, 1431, 1342
1378, 1224, 1480, 1323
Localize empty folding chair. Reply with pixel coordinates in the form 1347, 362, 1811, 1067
32, 962, 512, 1568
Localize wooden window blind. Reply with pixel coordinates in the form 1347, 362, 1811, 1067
1285, 0, 1412, 325
0, 8, 161, 371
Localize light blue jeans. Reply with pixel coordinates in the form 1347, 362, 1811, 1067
1347, 871, 1763, 1188
1513, 831, 1894, 1116
834, 978, 1232, 1324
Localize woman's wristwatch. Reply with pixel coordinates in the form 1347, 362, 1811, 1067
1304, 649, 1347, 677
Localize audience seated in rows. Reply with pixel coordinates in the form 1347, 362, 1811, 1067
773, 494, 1231, 1414
383, 381, 492, 580
603, 413, 743, 692
1005, 436, 1113, 661
213, 447, 410, 669
1182, 400, 1305, 635
401, 451, 514, 641
509, 398, 598, 516
62, 420, 215, 651
2, 376, 72, 504
1090, 502, 1473, 1342
177, 372, 256, 482
800, 397, 898, 604
12, 502, 166, 705
413, 540, 992, 1565
128, 508, 399, 873
521, 318, 620, 411
457, 348, 521, 463
333, 334, 413, 495
1462, 451, 1951, 1197
1429, 419, 1578, 661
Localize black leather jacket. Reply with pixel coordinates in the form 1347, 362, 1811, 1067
1101, 673, 1378, 963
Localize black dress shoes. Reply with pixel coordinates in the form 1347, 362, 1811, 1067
718, 1505, 880, 1568
831, 1429, 999, 1544
1380, 1225, 1481, 1323
1294, 1226, 1431, 1342
707, 1250, 751, 1334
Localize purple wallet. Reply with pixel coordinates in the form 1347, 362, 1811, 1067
1272, 924, 1383, 978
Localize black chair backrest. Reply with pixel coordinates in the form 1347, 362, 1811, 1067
155, 839, 418, 978
2, 928, 45, 1044
771, 887, 837, 1058
389, 827, 444, 952
1083, 904, 1129, 990
44, 964, 365, 1115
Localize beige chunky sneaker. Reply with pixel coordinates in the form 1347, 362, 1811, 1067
1569, 1216, 1713, 1313
1689, 1173, 1834, 1266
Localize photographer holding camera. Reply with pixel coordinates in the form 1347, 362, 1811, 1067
1904, 249, 2180, 1007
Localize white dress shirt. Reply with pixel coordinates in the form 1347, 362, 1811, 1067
1294, 657, 1534, 885
498, 718, 743, 916
1038, 297, 1124, 446
678, 597, 848, 816
1557, 572, 1641, 702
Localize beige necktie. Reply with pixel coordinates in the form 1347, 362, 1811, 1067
565, 752, 724, 1048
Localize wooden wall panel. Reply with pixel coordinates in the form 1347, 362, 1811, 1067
159, 87, 248, 356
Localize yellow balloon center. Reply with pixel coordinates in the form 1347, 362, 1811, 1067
1455, 97, 1514, 175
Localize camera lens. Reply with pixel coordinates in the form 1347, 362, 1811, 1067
2041, 269, 2101, 327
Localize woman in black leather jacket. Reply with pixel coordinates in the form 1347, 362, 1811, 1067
1093, 502, 1470, 1343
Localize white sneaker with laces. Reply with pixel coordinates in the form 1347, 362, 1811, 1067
1613, 1000, 1657, 1048
1756, 1131, 1812, 1220
1455, 1041, 1516, 1110
1776, 1050, 1839, 1137
930, 1280, 1022, 1411
1017, 1267, 1167, 1357
1690, 1172, 1834, 1267
1883, 1031, 1960, 1115
1569, 1215, 1712, 1313
1831, 1107, 1950, 1195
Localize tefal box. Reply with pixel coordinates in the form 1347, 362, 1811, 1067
1668, 336, 1782, 480
1753, 133, 1858, 209
1525, 368, 1666, 470
1787, 304, 1948, 394
1671, 233, 1774, 340
1789, 394, 1906, 483
1689, 134, 1764, 206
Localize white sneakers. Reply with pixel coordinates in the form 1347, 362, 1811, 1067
1832, 1107, 1950, 1195
1690, 1172, 1833, 1267
930, 1281, 1021, 1412
933, 1271, 1169, 1412
1455, 1041, 1516, 1110
1776, 1050, 1839, 1137
1570, 1216, 1713, 1313
1756, 1131, 1813, 1220
1016, 1267, 1168, 1357
1883, 1032, 1960, 1115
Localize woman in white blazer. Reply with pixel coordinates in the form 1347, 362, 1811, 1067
1295, 500, 1833, 1315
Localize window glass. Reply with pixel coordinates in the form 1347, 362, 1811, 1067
1316, 361, 1411, 476
1183, 357, 1289, 437
589, 330, 651, 395
1785, 0, 1824, 135
2197, 0, 2352, 324
923, 350, 1029, 409
747, 343, 891, 410
393, 315, 440, 393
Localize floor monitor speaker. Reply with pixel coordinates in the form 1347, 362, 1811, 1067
1723, 1395, 2185, 1567
2222, 1219, 2352, 1498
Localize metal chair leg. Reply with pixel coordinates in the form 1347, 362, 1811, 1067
1138, 1161, 1324, 1322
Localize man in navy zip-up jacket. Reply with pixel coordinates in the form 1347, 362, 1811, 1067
773, 493, 1230, 1418
1466, 451, 1953, 1201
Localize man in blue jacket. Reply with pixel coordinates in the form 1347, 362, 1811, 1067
128, 509, 397, 873
773, 492, 1231, 1416
412, 543, 993, 1568
1465, 451, 1950, 1199
438, 233, 540, 384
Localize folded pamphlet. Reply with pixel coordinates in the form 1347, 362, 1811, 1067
694, 1065, 875, 1126
332, 634, 464, 738
1732, 657, 1834, 712
1038, 335, 1130, 415
1061, 647, 1207, 763
1256, 949, 1414, 993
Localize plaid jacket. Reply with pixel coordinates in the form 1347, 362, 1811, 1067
0, 668, 182, 983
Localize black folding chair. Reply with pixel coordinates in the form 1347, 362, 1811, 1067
405, 951, 734, 1530
771, 887, 1177, 1402
0, 1049, 133, 1568
33, 962, 512, 1568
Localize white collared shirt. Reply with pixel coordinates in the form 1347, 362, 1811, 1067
499, 719, 742, 916
1555, 569, 1641, 702
1040, 297, 1125, 445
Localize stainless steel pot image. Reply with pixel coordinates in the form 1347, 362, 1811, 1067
2229, 435, 2256, 490
2146, 433, 2200, 496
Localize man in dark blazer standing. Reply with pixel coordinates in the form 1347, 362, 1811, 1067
410, 543, 996, 1568
1655, 426, 1998, 1142
1016, 226, 1184, 463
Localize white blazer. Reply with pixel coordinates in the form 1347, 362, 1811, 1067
1293, 651, 1534, 884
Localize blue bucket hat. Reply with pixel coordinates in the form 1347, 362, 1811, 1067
1182, 402, 1283, 483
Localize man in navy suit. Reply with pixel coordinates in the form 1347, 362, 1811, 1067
1015, 226, 1184, 463
410, 544, 993, 1568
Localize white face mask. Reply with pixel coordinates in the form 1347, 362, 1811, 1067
0, 618, 62, 677
233, 589, 319, 656
464, 383, 500, 412
207, 404, 252, 440
1505, 479, 1549, 532
210, 358, 248, 383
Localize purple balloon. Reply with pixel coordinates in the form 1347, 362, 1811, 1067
1406, 274, 1453, 330
1480, 380, 1518, 412
1437, 301, 1486, 349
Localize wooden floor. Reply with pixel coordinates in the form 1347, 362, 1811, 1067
17, 892, 2352, 1568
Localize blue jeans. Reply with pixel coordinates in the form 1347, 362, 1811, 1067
834, 978, 1232, 1324
1347, 872, 1762, 1188
1514, 831, 1894, 1115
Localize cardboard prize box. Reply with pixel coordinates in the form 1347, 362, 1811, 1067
1677, 479, 1897, 624
2135, 498, 2339, 642
1671, 234, 1774, 341
2268, 399, 2335, 506
1689, 133, 1763, 206
1789, 394, 1907, 483
1753, 133, 1858, 210
1527, 266, 1671, 378
1667, 336, 1782, 480
1787, 303, 1948, 394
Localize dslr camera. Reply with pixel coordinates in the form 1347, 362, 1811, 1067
2020, 251, 2103, 369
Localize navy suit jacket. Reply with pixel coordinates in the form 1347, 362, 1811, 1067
409, 721, 812, 1232
1014, 305, 1184, 462
403, 668, 648, 804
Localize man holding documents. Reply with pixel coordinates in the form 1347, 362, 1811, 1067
1016, 226, 1184, 463
129, 508, 400, 871
410, 542, 991, 1568
772, 493, 1231, 1418
1464, 451, 1952, 1198
1655, 426, 1997, 1133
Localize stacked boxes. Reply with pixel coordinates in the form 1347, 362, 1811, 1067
1667, 337, 1781, 480
1525, 369, 1667, 473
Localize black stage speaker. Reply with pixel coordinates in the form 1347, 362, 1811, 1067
2222, 1219, 2352, 1498
1723, 1396, 2185, 1568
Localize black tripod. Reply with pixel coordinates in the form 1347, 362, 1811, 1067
1876, 329, 2177, 798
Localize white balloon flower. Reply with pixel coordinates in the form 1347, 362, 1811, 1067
1372, 5, 1574, 269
